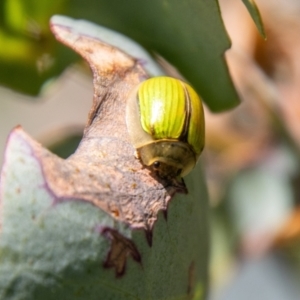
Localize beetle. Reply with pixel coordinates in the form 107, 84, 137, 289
126, 76, 205, 179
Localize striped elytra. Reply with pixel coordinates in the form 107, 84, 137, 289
126, 76, 205, 178
138, 77, 186, 140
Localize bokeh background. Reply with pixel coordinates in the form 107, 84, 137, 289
209, 0, 300, 299
1, 0, 300, 299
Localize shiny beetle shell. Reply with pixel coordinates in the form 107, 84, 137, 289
126, 76, 205, 178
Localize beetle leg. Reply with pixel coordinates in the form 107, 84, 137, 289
169, 177, 188, 194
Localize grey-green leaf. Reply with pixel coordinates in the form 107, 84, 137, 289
0, 16, 210, 298
0, 127, 209, 299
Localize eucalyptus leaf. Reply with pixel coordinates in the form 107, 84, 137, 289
0, 16, 210, 299
0, 127, 209, 300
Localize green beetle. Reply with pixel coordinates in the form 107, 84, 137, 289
126, 76, 205, 178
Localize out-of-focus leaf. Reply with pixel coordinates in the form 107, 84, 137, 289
241, 0, 266, 39
48, 132, 83, 159
68, 0, 239, 111
4, 0, 68, 35
1, 0, 243, 111
0, 0, 76, 94
0, 38, 77, 94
